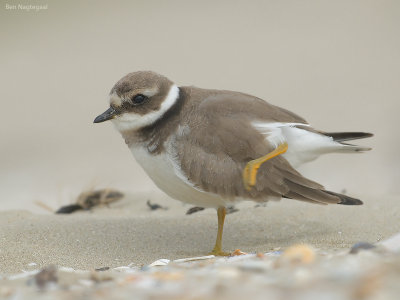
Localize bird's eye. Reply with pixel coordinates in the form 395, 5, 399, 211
132, 94, 147, 105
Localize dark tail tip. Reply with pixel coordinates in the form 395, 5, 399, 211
325, 132, 373, 142
325, 191, 364, 205
339, 197, 363, 205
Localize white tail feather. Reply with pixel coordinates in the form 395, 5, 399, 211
252, 122, 368, 168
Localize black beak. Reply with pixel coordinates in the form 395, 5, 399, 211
94, 107, 116, 123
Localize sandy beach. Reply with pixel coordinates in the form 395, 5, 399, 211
1, 192, 398, 275
1, 192, 400, 299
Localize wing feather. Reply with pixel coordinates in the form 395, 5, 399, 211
171, 90, 344, 204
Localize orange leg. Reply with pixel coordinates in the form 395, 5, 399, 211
243, 142, 288, 191
209, 207, 230, 256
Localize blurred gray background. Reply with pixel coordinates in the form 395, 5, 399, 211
0, 0, 399, 212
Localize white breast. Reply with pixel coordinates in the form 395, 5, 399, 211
129, 144, 227, 208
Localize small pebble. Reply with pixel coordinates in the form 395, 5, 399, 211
34, 265, 58, 290
282, 244, 315, 264
90, 271, 113, 283
256, 252, 265, 259
231, 249, 247, 256
95, 267, 110, 272
350, 242, 376, 254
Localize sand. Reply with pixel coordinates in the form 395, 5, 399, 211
1, 192, 398, 275
1, 192, 400, 299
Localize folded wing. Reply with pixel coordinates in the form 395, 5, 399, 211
170, 91, 363, 205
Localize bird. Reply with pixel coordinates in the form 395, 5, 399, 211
94, 71, 372, 256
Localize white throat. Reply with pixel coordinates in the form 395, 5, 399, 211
112, 84, 180, 132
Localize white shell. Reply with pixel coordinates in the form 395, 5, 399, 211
148, 259, 170, 267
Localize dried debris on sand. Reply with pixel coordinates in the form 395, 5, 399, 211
55, 189, 124, 214
186, 205, 239, 215
146, 200, 168, 211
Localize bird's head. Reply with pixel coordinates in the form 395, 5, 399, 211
94, 71, 179, 132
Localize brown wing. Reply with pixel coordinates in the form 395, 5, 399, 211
174, 89, 342, 205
